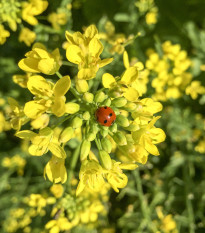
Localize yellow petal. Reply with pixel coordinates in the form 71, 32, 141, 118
52, 97, 66, 117
98, 58, 113, 68
27, 75, 52, 96
121, 67, 139, 84
15, 130, 37, 140
123, 87, 139, 101
54, 75, 71, 97
89, 38, 103, 57
38, 58, 56, 75
33, 48, 50, 58
48, 142, 66, 159
84, 25, 98, 39
77, 68, 96, 80
102, 73, 116, 88
123, 51, 130, 69
76, 180, 85, 196
18, 58, 39, 73
24, 101, 47, 119
144, 137, 160, 155
66, 45, 82, 64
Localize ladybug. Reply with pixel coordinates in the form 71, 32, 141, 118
95, 106, 116, 127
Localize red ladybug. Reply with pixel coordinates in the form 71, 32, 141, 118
95, 106, 116, 127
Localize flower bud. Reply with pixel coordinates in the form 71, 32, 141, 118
102, 98, 111, 106
101, 138, 112, 153
100, 128, 109, 137
72, 117, 83, 129
94, 91, 106, 103
65, 103, 80, 114
86, 132, 96, 141
80, 140, 91, 161
99, 150, 112, 170
108, 86, 123, 98
116, 115, 130, 127
83, 92, 94, 103
124, 122, 140, 131
109, 123, 118, 133
113, 132, 127, 145
123, 102, 137, 111
59, 127, 74, 143
75, 79, 89, 93
82, 111, 90, 120
90, 123, 99, 134
111, 97, 127, 107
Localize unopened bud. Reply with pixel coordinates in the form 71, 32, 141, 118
108, 86, 123, 98
123, 102, 137, 111
86, 132, 96, 141
65, 103, 80, 114
116, 115, 130, 127
83, 92, 94, 103
109, 123, 118, 133
76, 79, 89, 93
80, 140, 91, 161
94, 91, 106, 103
100, 128, 109, 137
59, 127, 74, 143
111, 97, 127, 107
102, 98, 111, 106
113, 132, 127, 145
101, 138, 112, 153
99, 150, 112, 170
72, 117, 83, 129
82, 111, 90, 120
124, 122, 139, 131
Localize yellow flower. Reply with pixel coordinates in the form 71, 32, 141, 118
65, 24, 113, 80
23, 75, 71, 118
45, 217, 72, 233
132, 116, 166, 156
44, 155, 67, 184
48, 12, 68, 30
0, 24, 10, 45
186, 81, 205, 99
12, 73, 30, 88
50, 184, 64, 198
15, 127, 66, 158
18, 43, 61, 75
19, 27, 36, 46
0, 111, 11, 132
105, 160, 138, 192
31, 113, 49, 129
76, 159, 105, 196
146, 10, 158, 25
21, 0, 48, 26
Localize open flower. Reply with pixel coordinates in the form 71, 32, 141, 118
24, 75, 71, 118
65, 24, 113, 80
18, 43, 61, 75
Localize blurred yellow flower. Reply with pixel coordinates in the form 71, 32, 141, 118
19, 27, 36, 46
0, 24, 10, 44
48, 12, 68, 30
185, 81, 205, 99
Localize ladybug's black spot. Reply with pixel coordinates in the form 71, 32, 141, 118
104, 120, 108, 124
104, 107, 107, 109
109, 113, 112, 117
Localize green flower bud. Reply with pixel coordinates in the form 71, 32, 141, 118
113, 132, 127, 145
72, 117, 83, 129
99, 150, 112, 170
86, 132, 96, 141
59, 127, 74, 143
124, 122, 140, 131
116, 115, 130, 127
102, 98, 111, 107
82, 111, 90, 120
123, 102, 137, 111
108, 86, 123, 98
90, 123, 99, 134
80, 140, 91, 161
65, 103, 80, 114
109, 123, 118, 133
100, 128, 109, 137
101, 137, 112, 153
94, 91, 106, 103
111, 97, 127, 107
83, 92, 94, 103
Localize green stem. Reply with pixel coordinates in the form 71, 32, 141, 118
56, 71, 63, 79
67, 144, 81, 190
95, 138, 101, 151
183, 161, 195, 233
51, 114, 74, 129
133, 169, 157, 232
62, 61, 76, 67
70, 86, 81, 100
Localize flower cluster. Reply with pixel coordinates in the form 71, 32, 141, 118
12, 24, 165, 196
146, 41, 193, 101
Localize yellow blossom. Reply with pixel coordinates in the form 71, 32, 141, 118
12, 73, 30, 88
185, 81, 205, 99
21, 0, 48, 26
18, 43, 61, 75
65, 24, 113, 80
19, 27, 36, 46
0, 111, 11, 132
50, 184, 64, 198
23, 75, 71, 118
0, 24, 10, 45
48, 12, 68, 30
45, 217, 72, 233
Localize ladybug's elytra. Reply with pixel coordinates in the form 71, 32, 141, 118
95, 106, 116, 127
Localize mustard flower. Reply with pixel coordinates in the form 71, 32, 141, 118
18, 43, 61, 75
0, 24, 10, 44
21, 0, 48, 26
19, 27, 36, 46
23, 75, 71, 118
185, 81, 205, 99
65, 24, 113, 80
48, 11, 68, 30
